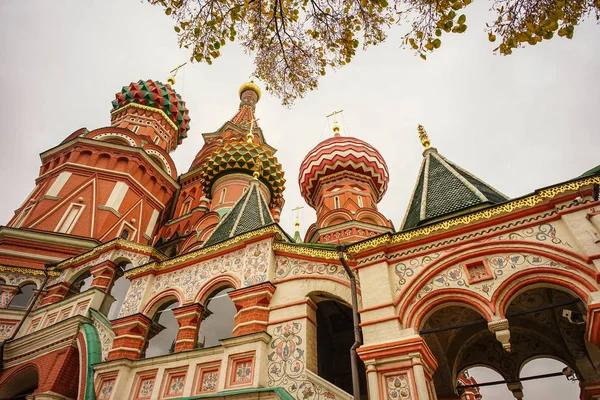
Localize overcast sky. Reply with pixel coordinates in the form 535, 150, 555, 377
1, 1, 596, 398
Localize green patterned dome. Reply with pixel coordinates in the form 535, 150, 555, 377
200, 141, 285, 207
111, 79, 191, 144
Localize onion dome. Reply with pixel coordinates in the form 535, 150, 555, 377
299, 136, 389, 208
111, 79, 191, 144
200, 141, 285, 207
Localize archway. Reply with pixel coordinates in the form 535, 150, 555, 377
197, 287, 236, 348
314, 296, 367, 398
0, 366, 38, 399
521, 358, 578, 398
144, 299, 180, 358
65, 270, 92, 299
8, 283, 36, 310
107, 262, 133, 320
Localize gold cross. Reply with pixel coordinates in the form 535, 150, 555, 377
291, 206, 304, 225
167, 62, 187, 85
326, 110, 343, 135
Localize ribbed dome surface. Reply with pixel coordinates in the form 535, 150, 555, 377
298, 136, 389, 208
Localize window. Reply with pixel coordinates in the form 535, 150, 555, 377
55, 204, 84, 234
219, 188, 227, 205
181, 200, 192, 216
120, 229, 130, 240
9, 284, 36, 310
153, 135, 160, 144
132, 125, 140, 133
334, 196, 340, 209
357, 195, 363, 208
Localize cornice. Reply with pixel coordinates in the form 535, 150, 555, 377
55, 238, 165, 270
347, 176, 600, 255
0, 226, 100, 250
125, 224, 290, 277
0, 264, 60, 277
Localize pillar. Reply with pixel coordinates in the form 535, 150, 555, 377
89, 260, 117, 292
0, 285, 19, 308
38, 282, 70, 306
107, 313, 154, 360
358, 335, 437, 400
228, 282, 276, 336
172, 303, 203, 352
580, 381, 600, 400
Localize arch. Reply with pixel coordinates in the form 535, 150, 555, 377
142, 289, 185, 317
396, 244, 596, 312
107, 262, 134, 320
197, 287, 237, 348
8, 283, 37, 310
194, 274, 241, 305
518, 354, 574, 377
65, 269, 93, 298
320, 209, 353, 227
456, 365, 507, 396
0, 364, 39, 399
492, 268, 593, 317
410, 291, 493, 330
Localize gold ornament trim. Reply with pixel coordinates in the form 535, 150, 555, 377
347, 176, 600, 254
272, 242, 345, 261
110, 103, 179, 132
55, 239, 165, 270
0, 265, 61, 277
124, 225, 289, 277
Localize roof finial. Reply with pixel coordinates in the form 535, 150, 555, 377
252, 156, 263, 180
167, 62, 187, 86
326, 110, 344, 137
418, 124, 431, 148
292, 205, 304, 243
247, 117, 259, 143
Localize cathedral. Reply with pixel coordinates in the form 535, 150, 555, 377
0, 75, 598, 400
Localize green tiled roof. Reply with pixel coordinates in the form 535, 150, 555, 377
401, 148, 508, 230
203, 180, 274, 247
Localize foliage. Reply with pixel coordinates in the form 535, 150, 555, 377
149, 0, 600, 104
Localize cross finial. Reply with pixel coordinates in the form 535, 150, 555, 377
326, 110, 344, 137
418, 124, 431, 148
167, 62, 187, 85
291, 206, 304, 227
247, 117, 260, 143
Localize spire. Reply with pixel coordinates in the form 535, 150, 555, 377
230, 81, 261, 131
292, 206, 304, 243
203, 179, 274, 247
401, 128, 508, 230
418, 124, 431, 148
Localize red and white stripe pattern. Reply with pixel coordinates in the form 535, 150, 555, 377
298, 136, 389, 207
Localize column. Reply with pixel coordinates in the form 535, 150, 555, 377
107, 313, 153, 360
38, 282, 70, 306
89, 260, 117, 292
0, 285, 19, 308
228, 282, 276, 336
172, 303, 203, 352
358, 335, 437, 400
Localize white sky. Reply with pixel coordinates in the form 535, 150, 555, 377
0, 1, 596, 397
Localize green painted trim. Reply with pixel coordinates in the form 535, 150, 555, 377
82, 323, 103, 400
89, 308, 112, 330
174, 387, 294, 400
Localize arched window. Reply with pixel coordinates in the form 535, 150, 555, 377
357, 195, 363, 208
0, 366, 38, 399
334, 196, 340, 209
107, 263, 133, 320
65, 271, 92, 299
197, 288, 236, 348
144, 300, 180, 358
9, 284, 36, 310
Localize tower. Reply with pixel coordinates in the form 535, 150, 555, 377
298, 116, 393, 243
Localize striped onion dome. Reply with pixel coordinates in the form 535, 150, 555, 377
298, 136, 389, 208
